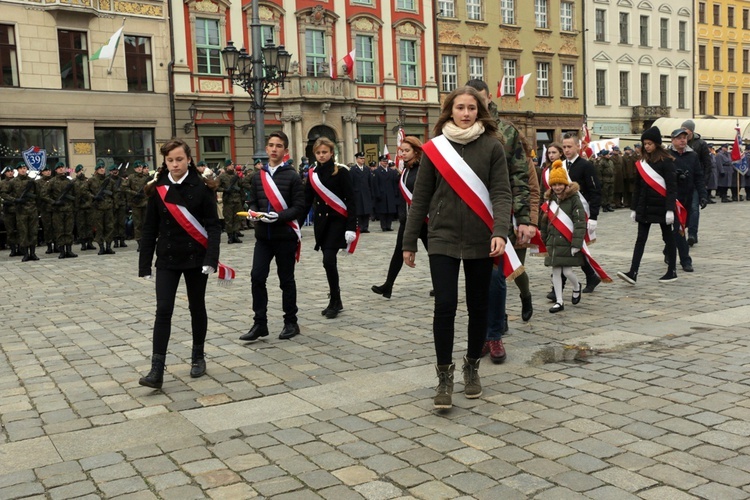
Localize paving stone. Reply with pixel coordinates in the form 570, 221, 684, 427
592, 466, 657, 492
353, 480, 404, 499
639, 464, 709, 489
408, 480, 460, 499
638, 485, 698, 500
205, 482, 258, 499
98, 476, 149, 497
550, 470, 604, 492
0, 482, 46, 499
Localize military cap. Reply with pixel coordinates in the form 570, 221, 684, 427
611, 145, 620, 151
96, 159, 106, 168
54, 161, 66, 169
254, 159, 262, 165
197, 160, 207, 167
107, 164, 118, 172
41, 163, 51, 171
224, 159, 233, 167
301, 156, 309, 162
16, 161, 26, 169
1, 166, 12, 175
623, 146, 633, 151
707, 143, 715, 148
368, 161, 376, 167
141, 162, 148, 169
634, 143, 642, 148
75, 164, 84, 173
378, 155, 388, 161
354, 152, 365, 158
671, 128, 689, 138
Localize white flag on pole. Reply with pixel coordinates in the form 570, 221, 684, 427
91, 27, 124, 61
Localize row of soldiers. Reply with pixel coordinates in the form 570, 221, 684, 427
0, 159, 152, 261
590, 145, 640, 212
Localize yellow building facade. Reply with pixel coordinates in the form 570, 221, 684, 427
696, 0, 750, 118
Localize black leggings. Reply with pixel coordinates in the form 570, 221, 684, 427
383, 221, 428, 286
631, 222, 675, 273
429, 254, 493, 365
152, 267, 208, 356
322, 248, 340, 296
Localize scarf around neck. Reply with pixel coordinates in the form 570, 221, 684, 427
441, 121, 485, 145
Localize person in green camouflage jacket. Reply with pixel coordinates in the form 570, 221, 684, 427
598, 150, 615, 212
5, 163, 40, 261
110, 165, 128, 248
123, 160, 151, 251
37, 164, 55, 254
47, 162, 78, 258
87, 160, 116, 255
74, 164, 96, 251
1, 165, 20, 256
217, 159, 244, 244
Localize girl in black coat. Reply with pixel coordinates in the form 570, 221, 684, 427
138, 138, 221, 389
617, 126, 678, 284
304, 137, 357, 318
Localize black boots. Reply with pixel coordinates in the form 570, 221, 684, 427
139, 353, 166, 389
227, 232, 242, 244
8, 244, 21, 257
86, 240, 96, 250
190, 344, 206, 378
98, 243, 105, 255
119, 238, 128, 248
65, 244, 78, 258
520, 294, 533, 322
45, 242, 55, 254
58, 246, 66, 259
114, 239, 119, 248
105, 242, 116, 254
321, 292, 343, 319
371, 283, 393, 299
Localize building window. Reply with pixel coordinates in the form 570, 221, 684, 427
95, 128, 155, 167
595, 10, 606, 41
728, 92, 735, 115
0, 25, 18, 87
714, 45, 721, 70
699, 91, 707, 114
678, 76, 686, 109
619, 71, 629, 106
660, 19, 669, 48
562, 63, 574, 97
396, 0, 415, 10
124, 36, 152, 92
728, 6, 735, 27
195, 18, 221, 75
619, 13, 629, 44
355, 35, 375, 84
560, 2, 574, 32
714, 93, 726, 116
639, 16, 649, 46
679, 21, 687, 50
659, 75, 668, 107
352, 0, 373, 3
501, 0, 515, 25
596, 69, 606, 105
59, 29, 89, 90
728, 47, 736, 72
699, 45, 707, 69
640, 73, 649, 105
536, 61, 550, 96
469, 56, 484, 81
699, 2, 706, 24
399, 39, 418, 86
438, 0, 455, 17
713, 3, 721, 25
260, 26, 276, 47
198, 128, 229, 165
743, 93, 748, 116
305, 30, 326, 77
0, 127, 67, 168
503, 59, 517, 95
744, 48, 749, 73
744, 9, 750, 29
441, 55, 457, 92
535, 0, 548, 28
467, 0, 482, 21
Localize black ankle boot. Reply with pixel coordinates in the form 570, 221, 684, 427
119, 238, 127, 248
114, 239, 120, 248
9, 244, 20, 257
45, 243, 54, 254
58, 246, 66, 259
20, 246, 29, 262
520, 293, 533, 322
139, 353, 166, 389
98, 243, 105, 255
371, 283, 393, 299
28, 246, 39, 261
105, 242, 116, 254
325, 292, 343, 319
65, 244, 78, 258
190, 344, 206, 378
86, 241, 96, 250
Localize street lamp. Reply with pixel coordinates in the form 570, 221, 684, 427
221, 2, 292, 164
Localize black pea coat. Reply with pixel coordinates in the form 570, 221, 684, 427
631, 157, 677, 224
567, 157, 602, 220
139, 169, 220, 276
373, 165, 398, 215
303, 160, 357, 250
350, 164, 373, 216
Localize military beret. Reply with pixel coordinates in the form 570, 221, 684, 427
16, 161, 26, 169
197, 160, 207, 167
133, 160, 142, 167
611, 145, 620, 151
224, 159, 233, 167
40, 163, 51, 171
634, 143, 642, 148
54, 161, 66, 169
354, 152, 365, 158
1, 166, 11, 175
75, 164, 84, 173
623, 146, 633, 151
96, 159, 106, 168
107, 164, 118, 172
254, 159, 262, 165
141, 162, 148, 169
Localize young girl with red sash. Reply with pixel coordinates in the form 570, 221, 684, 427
138, 139, 222, 389
402, 87, 512, 410
617, 126, 678, 284
304, 137, 358, 319
371, 136, 428, 299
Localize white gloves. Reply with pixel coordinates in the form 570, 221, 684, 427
202, 265, 215, 275
630, 210, 636, 222
587, 219, 598, 231
665, 210, 674, 225
345, 231, 357, 244
260, 211, 279, 223
571, 248, 580, 256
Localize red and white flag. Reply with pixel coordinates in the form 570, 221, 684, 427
732, 124, 742, 162
343, 49, 355, 77
497, 78, 504, 98
581, 122, 593, 158
330, 56, 337, 79
383, 144, 390, 160
515, 73, 532, 101
396, 128, 405, 170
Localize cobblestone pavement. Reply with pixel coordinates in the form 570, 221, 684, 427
1, 200, 749, 499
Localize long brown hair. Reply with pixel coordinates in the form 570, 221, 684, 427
544, 142, 563, 168
401, 135, 423, 166
144, 138, 217, 196
642, 142, 674, 164
433, 86, 498, 138
313, 137, 338, 175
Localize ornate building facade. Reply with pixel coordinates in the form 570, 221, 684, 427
0, 0, 171, 170
695, 0, 750, 119
435, 0, 585, 155
172, 0, 440, 166
585, 0, 693, 138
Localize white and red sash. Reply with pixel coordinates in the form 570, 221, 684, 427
422, 135, 523, 280
400, 168, 429, 224
543, 163, 595, 243
260, 169, 302, 261
156, 185, 235, 282
544, 199, 611, 282
513, 214, 548, 255
636, 160, 687, 233
308, 168, 360, 253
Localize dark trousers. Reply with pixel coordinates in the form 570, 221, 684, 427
322, 248, 340, 297
357, 214, 370, 231
250, 238, 298, 325
688, 190, 700, 239
383, 221, 428, 287
379, 213, 394, 230
673, 221, 692, 267
429, 254, 493, 365
153, 267, 208, 356
631, 222, 675, 273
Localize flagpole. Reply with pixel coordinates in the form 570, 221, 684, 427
107, 18, 126, 75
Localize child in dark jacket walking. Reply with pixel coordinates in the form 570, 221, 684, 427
541, 161, 585, 313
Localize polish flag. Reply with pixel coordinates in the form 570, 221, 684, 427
383, 144, 390, 160
343, 49, 355, 77
497, 78, 504, 98
330, 56, 337, 79
581, 123, 593, 158
515, 73, 532, 101
732, 124, 742, 162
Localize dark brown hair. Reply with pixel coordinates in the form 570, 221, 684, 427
144, 138, 217, 196
544, 142, 563, 168
642, 143, 674, 164
401, 135, 423, 166
433, 86, 498, 138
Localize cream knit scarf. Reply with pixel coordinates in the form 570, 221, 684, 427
441, 121, 485, 145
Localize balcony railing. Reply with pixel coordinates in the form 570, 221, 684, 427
632, 105, 671, 120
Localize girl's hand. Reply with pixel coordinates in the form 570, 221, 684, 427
489, 237, 506, 257
403, 251, 416, 268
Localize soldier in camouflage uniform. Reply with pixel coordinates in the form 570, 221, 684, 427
110, 164, 128, 248
74, 164, 96, 251
622, 145, 638, 207
467, 79, 532, 364
598, 149, 615, 212
610, 146, 624, 208
6, 162, 40, 261
47, 161, 78, 258
37, 163, 55, 253
88, 160, 116, 255
123, 160, 150, 251
217, 159, 244, 244
1, 165, 21, 256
